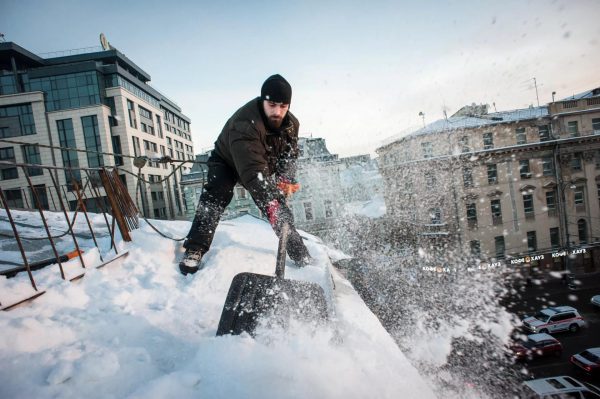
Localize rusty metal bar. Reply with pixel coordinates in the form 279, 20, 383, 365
72, 180, 103, 262
111, 170, 136, 234
107, 171, 134, 232
99, 169, 131, 242
48, 170, 86, 269
0, 188, 38, 291
111, 169, 138, 230
21, 166, 66, 280
84, 169, 118, 254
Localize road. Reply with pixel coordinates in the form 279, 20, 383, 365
502, 271, 600, 385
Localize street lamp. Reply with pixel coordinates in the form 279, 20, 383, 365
418, 111, 425, 128
552, 91, 556, 103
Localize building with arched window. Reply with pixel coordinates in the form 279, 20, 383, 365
377, 88, 600, 274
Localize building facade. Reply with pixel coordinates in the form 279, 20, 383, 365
291, 137, 343, 236
377, 88, 600, 274
0, 41, 194, 219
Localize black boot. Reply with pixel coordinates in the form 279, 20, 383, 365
179, 250, 203, 275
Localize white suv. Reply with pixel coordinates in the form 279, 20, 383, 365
522, 306, 586, 334
522, 376, 600, 398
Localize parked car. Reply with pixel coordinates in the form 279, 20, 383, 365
521, 375, 600, 398
571, 347, 600, 377
592, 295, 600, 309
522, 306, 586, 334
510, 333, 562, 361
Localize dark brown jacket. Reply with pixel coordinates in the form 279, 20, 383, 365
214, 97, 300, 204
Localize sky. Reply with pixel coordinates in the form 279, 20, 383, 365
2, 0, 599, 157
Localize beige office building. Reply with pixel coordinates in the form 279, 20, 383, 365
377, 88, 600, 273
0, 41, 195, 219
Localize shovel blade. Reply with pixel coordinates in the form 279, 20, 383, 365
216, 272, 328, 336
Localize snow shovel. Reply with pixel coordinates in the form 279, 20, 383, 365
216, 223, 328, 336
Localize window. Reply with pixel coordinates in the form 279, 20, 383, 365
515, 127, 526, 145
324, 200, 333, 218
304, 202, 313, 221
0, 103, 36, 137
132, 136, 141, 157
470, 240, 480, 257
463, 167, 473, 188
421, 142, 433, 158
111, 136, 123, 166
466, 203, 477, 227
141, 122, 148, 133
425, 172, 436, 188
542, 157, 555, 176
546, 190, 556, 211
527, 231, 537, 252
495, 236, 505, 258
236, 186, 247, 199
571, 153, 582, 171
3, 188, 23, 208
429, 208, 442, 224
81, 115, 103, 167
567, 121, 579, 137
519, 160, 531, 179
21, 144, 43, 176
574, 186, 585, 206
550, 227, 560, 249
593, 118, 600, 135
127, 99, 137, 128
139, 106, 152, 119
156, 115, 163, 138
487, 164, 497, 184
491, 199, 502, 224
0, 147, 18, 180
538, 125, 550, 141
459, 136, 470, 153
523, 194, 534, 216
483, 132, 493, 149
56, 119, 81, 188
578, 219, 588, 244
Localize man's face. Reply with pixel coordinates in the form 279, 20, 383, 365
263, 100, 289, 129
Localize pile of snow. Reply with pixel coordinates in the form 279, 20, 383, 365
0, 211, 435, 399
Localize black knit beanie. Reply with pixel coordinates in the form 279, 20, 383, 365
261, 74, 292, 104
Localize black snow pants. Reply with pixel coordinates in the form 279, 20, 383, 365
183, 153, 310, 262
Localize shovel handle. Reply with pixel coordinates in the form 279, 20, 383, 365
275, 222, 290, 278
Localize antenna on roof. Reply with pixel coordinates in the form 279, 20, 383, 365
533, 77, 540, 107
0, 33, 5, 43
493, 102, 497, 112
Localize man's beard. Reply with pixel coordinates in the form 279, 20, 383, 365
267, 116, 284, 129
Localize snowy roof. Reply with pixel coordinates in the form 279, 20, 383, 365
405, 106, 549, 139
0, 210, 437, 399
377, 106, 549, 151
559, 87, 600, 101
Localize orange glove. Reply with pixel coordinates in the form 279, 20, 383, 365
277, 178, 300, 196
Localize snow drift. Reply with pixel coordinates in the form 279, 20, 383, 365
0, 211, 436, 398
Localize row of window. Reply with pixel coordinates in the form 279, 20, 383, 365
417, 122, 600, 161
465, 184, 589, 228
470, 219, 589, 259
164, 109, 190, 132
27, 71, 102, 112
462, 158, 555, 188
